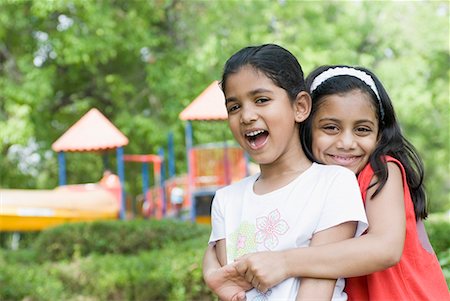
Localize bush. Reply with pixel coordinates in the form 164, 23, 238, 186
0, 236, 214, 301
425, 217, 450, 288
33, 219, 210, 261
0, 252, 67, 301
68, 237, 214, 301
1, 217, 448, 300
0, 231, 40, 249
425, 218, 450, 256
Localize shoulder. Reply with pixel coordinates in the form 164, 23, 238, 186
305, 163, 359, 192
385, 160, 406, 192
212, 174, 258, 210
311, 162, 356, 179
385, 156, 406, 177
358, 156, 406, 198
360, 155, 406, 182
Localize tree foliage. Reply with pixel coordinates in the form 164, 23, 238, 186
0, 0, 448, 211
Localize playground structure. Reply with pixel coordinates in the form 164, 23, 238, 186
0, 81, 249, 231
0, 108, 126, 232
0, 184, 119, 232
139, 142, 247, 223
178, 80, 249, 223
140, 81, 248, 223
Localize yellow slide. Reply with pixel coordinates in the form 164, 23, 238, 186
0, 186, 120, 232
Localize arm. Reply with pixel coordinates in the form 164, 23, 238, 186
235, 163, 405, 291
296, 221, 357, 301
202, 242, 251, 301
215, 239, 227, 266
203, 244, 222, 278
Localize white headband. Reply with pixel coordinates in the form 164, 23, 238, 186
310, 67, 381, 101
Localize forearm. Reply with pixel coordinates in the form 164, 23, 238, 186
203, 244, 222, 277
285, 166, 406, 280
284, 233, 401, 279
296, 278, 336, 301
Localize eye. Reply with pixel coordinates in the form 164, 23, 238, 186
321, 124, 339, 134
355, 126, 373, 136
255, 97, 270, 104
226, 103, 240, 113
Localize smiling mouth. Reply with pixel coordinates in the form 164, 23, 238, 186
245, 130, 269, 149
328, 154, 361, 165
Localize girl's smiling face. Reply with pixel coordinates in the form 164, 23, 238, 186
224, 65, 307, 166
311, 89, 379, 174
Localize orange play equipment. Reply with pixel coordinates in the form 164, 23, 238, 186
141, 81, 249, 222
179, 81, 249, 223
188, 143, 247, 223
0, 108, 126, 232
0, 183, 120, 232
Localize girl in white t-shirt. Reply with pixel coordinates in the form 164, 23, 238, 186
204, 44, 367, 301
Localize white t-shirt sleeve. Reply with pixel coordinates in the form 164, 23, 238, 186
208, 189, 225, 245
316, 167, 368, 237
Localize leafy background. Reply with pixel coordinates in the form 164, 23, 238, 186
0, 0, 448, 212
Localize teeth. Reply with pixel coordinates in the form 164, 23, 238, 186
246, 130, 264, 137
333, 155, 357, 161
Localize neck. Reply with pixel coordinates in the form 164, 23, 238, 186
259, 143, 311, 178
255, 149, 312, 194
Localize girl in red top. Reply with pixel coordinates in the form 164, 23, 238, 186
203, 65, 449, 300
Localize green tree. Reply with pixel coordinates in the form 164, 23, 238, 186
0, 0, 448, 212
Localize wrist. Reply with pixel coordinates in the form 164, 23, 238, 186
280, 249, 293, 279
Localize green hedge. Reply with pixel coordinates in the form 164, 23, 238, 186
0, 231, 40, 249
426, 218, 450, 288
0, 218, 448, 301
33, 219, 210, 261
425, 219, 450, 255
0, 237, 214, 301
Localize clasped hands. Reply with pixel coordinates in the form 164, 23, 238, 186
205, 251, 287, 301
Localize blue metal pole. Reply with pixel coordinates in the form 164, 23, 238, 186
116, 147, 126, 220
184, 121, 195, 221
168, 131, 175, 178
58, 152, 66, 186
158, 147, 167, 216
185, 121, 193, 171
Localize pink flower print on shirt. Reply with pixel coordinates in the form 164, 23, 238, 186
255, 209, 289, 250
229, 222, 257, 259
237, 234, 247, 250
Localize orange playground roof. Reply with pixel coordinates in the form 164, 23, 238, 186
179, 80, 228, 121
52, 108, 129, 152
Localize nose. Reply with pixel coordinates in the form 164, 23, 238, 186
336, 131, 356, 150
240, 105, 258, 124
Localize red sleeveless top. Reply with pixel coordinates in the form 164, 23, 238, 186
345, 156, 449, 300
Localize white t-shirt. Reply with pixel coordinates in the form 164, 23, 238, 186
209, 163, 368, 301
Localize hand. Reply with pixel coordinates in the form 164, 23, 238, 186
204, 263, 252, 301
233, 251, 288, 293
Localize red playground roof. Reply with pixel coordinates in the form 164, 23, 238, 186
52, 108, 129, 152
179, 80, 228, 121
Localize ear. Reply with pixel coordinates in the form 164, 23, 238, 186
294, 91, 312, 123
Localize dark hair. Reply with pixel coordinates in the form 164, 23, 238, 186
221, 44, 306, 101
301, 65, 427, 220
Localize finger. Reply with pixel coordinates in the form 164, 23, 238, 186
258, 284, 268, 294
231, 291, 246, 301
233, 259, 247, 276
223, 263, 239, 277
244, 269, 254, 283
252, 280, 259, 290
